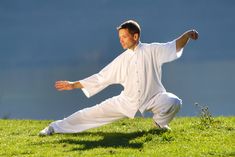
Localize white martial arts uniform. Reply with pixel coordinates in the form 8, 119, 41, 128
50, 40, 183, 133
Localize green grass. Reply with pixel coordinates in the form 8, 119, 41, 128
0, 117, 234, 157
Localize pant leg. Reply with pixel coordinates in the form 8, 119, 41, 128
50, 96, 127, 133
146, 92, 182, 127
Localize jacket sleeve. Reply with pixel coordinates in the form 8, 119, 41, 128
79, 55, 124, 98
151, 40, 184, 65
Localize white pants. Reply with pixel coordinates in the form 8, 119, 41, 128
50, 92, 182, 133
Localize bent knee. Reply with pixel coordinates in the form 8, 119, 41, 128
174, 97, 182, 107
169, 97, 182, 113
160, 92, 182, 105
167, 95, 182, 105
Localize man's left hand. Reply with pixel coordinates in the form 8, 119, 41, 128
187, 29, 199, 40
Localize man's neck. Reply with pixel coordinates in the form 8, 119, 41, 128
129, 41, 139, 51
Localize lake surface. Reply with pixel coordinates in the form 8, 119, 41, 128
0, 60, 234, 119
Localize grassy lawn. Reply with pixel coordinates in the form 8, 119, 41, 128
0, 117, 234, 157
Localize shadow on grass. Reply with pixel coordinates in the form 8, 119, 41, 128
57, 129, 167, 151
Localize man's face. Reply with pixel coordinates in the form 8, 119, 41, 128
118, 28, 139, 50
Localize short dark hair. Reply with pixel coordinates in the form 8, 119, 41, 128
117, 20, 141, 37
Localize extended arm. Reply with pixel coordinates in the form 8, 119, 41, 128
176, 29, 199, 52
55, 80, 84, 91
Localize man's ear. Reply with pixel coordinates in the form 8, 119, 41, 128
134, 33, 139, 41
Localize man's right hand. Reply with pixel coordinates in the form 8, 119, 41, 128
55, 80, 74, 91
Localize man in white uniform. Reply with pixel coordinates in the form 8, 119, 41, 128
39, 20, 199, 135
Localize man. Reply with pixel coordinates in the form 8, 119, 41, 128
39, 20, 198, 136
